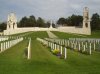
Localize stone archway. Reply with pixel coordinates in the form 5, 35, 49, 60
85, 23, 88, 28
13, 23, 15, 29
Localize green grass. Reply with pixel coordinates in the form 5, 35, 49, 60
0, 31, 100, 74
88, 30, 100, 38
52, 30, 100, 39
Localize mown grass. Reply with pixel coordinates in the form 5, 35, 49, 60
0, 31, 100, 74
52, 30, 100, 39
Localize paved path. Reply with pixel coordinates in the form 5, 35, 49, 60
47, 31, 58, 38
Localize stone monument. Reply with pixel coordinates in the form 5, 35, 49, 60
50, 20, 53, 28
4, 7, 91, 35
7, 13, 17, 30
83, 7, 91, 35
83, 7, 91, 29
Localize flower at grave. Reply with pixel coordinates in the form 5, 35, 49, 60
52, 49, 60, 55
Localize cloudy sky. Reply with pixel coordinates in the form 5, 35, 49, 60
0, 0, 100, 22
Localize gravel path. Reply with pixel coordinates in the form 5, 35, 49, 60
47, 31, 58, 38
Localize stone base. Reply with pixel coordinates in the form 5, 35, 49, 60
3, 26, 91, 35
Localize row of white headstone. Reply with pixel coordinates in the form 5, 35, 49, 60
0, 37, 23, 53
8, 36, 23, 40
0, 37, 9, 42
69, 38, 100, 42
45, 38, 100, 55
37, 38, 67, 59
0, 36, 24, 42
45, 38, 100, 45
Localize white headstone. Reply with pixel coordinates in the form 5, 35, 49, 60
89, 43, 92, 55
78, 43, 80, 51
28, 38, 31, 59
60, 46, 62, 55
83, 45, 86, 52
93, 43, 95, 51
1, 43, 3, 52
64, 47, 67, 59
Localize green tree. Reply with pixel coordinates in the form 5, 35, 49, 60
19, 15, 37, 27
67, 14, 83, 26
57, 15, 83, 26
28, 15, 36, 27
91, 13, 100, 31
36, 17, 45, 27
0, 22, 7, 32
57, 17, 66, 26
19, 16, 28, 27
45, 21, 50, 28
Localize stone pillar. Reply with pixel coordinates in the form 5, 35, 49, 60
83, 7, 91, 35
7, 13, 18, 30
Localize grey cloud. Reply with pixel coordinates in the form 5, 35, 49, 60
0, 0, 100, 22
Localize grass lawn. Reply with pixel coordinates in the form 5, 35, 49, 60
0, 31, 100, 74
52, 30, 100, 39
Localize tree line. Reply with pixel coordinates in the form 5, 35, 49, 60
57, 13, 100, 31
18, 16, 56, 28
0, 13, 100, 31
57, 14, 83, 27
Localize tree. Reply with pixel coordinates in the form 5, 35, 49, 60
57, 15, 83, 26
52, 23, 56, 28
0, 22, 7, 32
36, 17, 45, 27
66, 14, 83, 26
19, 16, 28, 27
45, 21, 50, 28
91, 13, 100, 30
57, 18, 66, 26
19, 15, 37, 27
28, 15, 36, 27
